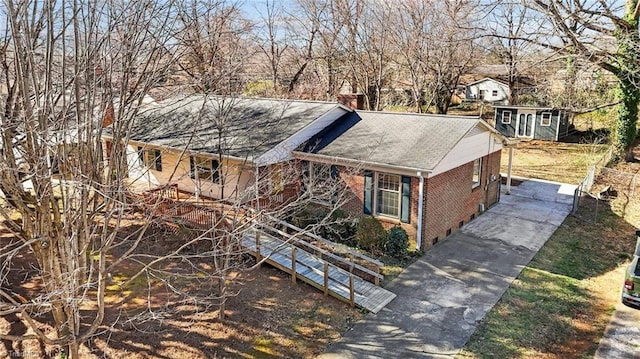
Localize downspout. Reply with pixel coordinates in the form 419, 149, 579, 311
416, 171, 425, 251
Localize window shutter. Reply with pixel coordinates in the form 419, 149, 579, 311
154, 149, 162, 171
301, 161, 309, 192
330, 165, 339, 204
212, 159, 220, 183
363, 171, 373, 215
330, 165, 338, 179
189, 156, 195, 179
401, 176, 411, 223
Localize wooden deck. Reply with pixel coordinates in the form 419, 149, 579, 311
242, 231, 396, 313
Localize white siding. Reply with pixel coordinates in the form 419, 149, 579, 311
465, 79, 510, 104
125, 142, 255, 200
430, 131, 503, 176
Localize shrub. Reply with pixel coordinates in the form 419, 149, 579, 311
318, 209, 358, 244
385, 226, 409, 257
355, 216, 387, 254
290, 206, 328, 229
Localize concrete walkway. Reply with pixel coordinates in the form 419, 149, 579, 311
319, 179, 576, 358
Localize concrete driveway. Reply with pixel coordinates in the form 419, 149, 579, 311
594, 282, 640, 358
319, 179, 576, 358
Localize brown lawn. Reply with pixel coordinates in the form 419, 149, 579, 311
0, 219, 363, 359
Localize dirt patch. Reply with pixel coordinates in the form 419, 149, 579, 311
0, 219, 363, 358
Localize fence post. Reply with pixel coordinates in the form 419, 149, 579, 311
572, 187, 580, 214
349, 275, 355, 307
374, 267, 380, 286
291, 247, 297, 285
255, 232, 262, 264
324, 262, 329, 296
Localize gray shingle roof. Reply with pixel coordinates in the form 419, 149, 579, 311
303, 111, 482, 171
126, 95, 341, 160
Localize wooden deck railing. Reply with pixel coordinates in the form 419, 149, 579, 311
254, 217, 385, 286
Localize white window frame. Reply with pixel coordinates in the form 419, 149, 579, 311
375, 173, 402, 219
472, 158, 482, 189
541, 112, 552, 126
137, 146, 162, 171
191, 155, 220, 184
501, 111, 511, 124
492, 90, 498, 97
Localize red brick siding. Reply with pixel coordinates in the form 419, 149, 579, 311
422, 151, 502, 249
302, 149, 502, 251
338, 170, 418, 244
339, 168, 365, 215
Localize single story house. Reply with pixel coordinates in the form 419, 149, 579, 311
103, 95, 507, 250
102, 95, 351, 202
494, 105, 573, 141
294, 111, 504, 249
463, 77, 510, 105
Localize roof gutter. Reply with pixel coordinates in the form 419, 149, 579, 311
292, 151, 433, 177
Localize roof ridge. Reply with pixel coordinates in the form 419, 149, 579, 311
356, 110, 480, 120
158, 93, 341, 106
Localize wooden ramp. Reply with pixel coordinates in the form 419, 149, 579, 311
242, 231, 396, 313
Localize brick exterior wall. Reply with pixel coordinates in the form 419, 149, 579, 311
338, 170, 419, 245
422, 151, 502, 249
303, 149, 502, 251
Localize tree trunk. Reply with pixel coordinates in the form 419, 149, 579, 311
68, 341, 80, 359
613, 5, 640, 161
613, 76, 639, 161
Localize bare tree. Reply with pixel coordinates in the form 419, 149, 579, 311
427, 1, 480, 114
252, 0, 291, 95
524, 0, 640, 160
390, 1, 436, 112
483, 1, 540, 105
174, 0, 253, 94
0, 1, 179, 357
337, 0, 394, 110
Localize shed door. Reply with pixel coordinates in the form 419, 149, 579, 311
516, 111, 535, 138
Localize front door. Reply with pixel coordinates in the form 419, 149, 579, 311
516, 111, 535, 138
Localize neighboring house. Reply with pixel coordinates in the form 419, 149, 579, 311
104, 95, 507, 250
463, 77, 510, 105
294, 111, 505, 249
494, 105, 573, 141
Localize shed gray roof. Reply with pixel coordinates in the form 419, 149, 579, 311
123, 95, 342, 160
300, 111, 483, 171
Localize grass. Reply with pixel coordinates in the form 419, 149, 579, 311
460, 203, 636, 359
460, 138, 640, 359
501, 140, 609, 185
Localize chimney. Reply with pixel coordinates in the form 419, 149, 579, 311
337, 93, 365, 110
102, 105, 114, 128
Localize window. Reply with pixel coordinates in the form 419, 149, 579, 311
271, 166, 283, 194
501, 111, 511, 124
364, 172, 411, 223
304, 162, 338, 204
472, 158, 482, 188
137, 146, 162, 171
541, 112, 552, 126
377, 173, 401, 217
190, 155, 220, 183
492, 90, 498, 97
479, 90, 486, 100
